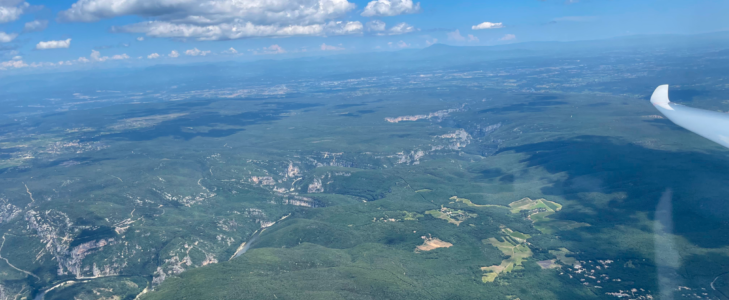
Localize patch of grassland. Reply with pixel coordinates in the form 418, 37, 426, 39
507, 198, 588, 234
549, 248, 577, 266
502, 228, 531, 241
481, 228, 534, 283
402, 211, 423, 221
450, 196, 505, 208
508, 197, 561, 214
425, 206, 477, 226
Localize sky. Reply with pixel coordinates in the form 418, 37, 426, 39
0, 0, 728, 73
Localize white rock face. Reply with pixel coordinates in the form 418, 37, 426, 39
308, 178, 324, 193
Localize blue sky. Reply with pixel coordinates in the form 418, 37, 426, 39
1, 0, 728, 72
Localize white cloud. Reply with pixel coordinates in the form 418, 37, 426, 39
361, 0, 421, 17
59, 0, 355, 23
447, 29, 465, 42
80, 49, 129, 62
114, 20, 362, 41
169, 50, 179, 58
425, 38, 437, 46
23, 19, 48, 32
0, 59, 27, 70
90, 49, 104, 61
185, 48, 211, 56
447, 30, 478, 43
0, 0, 29, 24
0, 31, 17, 43
388, 40, 409, 49
36, 38, 72, 50
499, 34, 516, 41
387, 22, 415, 35
366, 20, 386, 32
12, 55, 21, 60
111, 53, 129, 60
29, 61, 56, 68
255, 44, 286, 55
367, 21, 415, 36
136, 36, 144, 41
320, 43, 344, 51
222, 47, 238, 54
471, 22, 503, 30
59, 0, 360, 40
147, 53, 160, 59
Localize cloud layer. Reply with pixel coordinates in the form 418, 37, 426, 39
59, 0, 363, 40
361, 0, 421, 17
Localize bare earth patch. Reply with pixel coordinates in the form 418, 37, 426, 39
415, 236, 453, 252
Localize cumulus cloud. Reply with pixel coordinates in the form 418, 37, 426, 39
499, 34, 516, 41
387, 22, 415, 35
185, 48, 211, 56
447, 29, 465, 41
447, 30, 478, 43
425, 38, 437, 46
136, 36, 144, 41
366, 20, 415, 35
0, 31, 17, 43
472, 22, 503, 30
84, 49, 129, 62
23, 19, 48, 32
36, 38, 72, 50
366, 20, 386, 32
388, 40, 409, 49
168, 50, 179, 58
361, 0, 421, 17
222, 47, 238, 54
255, 44, 286, 55
147, 53, 160, 59
111, 53, 130, 60
0, 58, 27, 69
320, 43, 344, 51
58, 0, 361, 40
0, 0, 30, 24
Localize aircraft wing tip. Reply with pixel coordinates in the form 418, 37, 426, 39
651, 84, 672, 110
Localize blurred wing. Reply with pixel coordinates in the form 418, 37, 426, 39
651, 84, 729, 149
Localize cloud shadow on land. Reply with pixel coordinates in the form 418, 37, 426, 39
497, 135, 729, 248
479, 100, 568, 114
91, 102, 322, 141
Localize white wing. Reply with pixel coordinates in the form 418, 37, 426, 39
651, 84, 729, 148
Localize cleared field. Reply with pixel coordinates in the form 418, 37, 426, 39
481, 228, 534, 283
425, 206, 477, 226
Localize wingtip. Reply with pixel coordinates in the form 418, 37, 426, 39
651, 84, 673, 110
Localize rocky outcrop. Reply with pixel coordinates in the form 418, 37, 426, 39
308, 178, 323, 193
